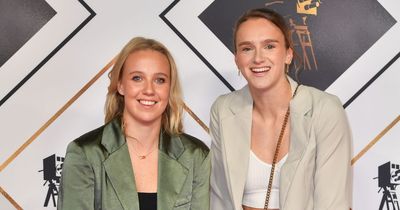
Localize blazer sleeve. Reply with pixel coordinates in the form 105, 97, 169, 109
190, 151, 211, 210
313, 95, 353, 210
209, 97, 234, 210
57, 141, 95, 210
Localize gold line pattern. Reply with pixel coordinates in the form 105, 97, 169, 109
0, 57, 116, 173
0, 186, 22, 210
351, 115, 400, 165
183, 103, 209, 134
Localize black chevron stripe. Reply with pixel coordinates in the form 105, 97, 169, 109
159, 0, 235, 92
0, 0, 96, 107
344, 51, 400, 108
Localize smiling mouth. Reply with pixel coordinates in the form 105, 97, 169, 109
250, 66, 271, 73
138, 100, 157, 105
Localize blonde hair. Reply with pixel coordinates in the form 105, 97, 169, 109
105, 37, 183, 135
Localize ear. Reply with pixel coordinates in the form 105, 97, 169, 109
285, 48, 293, 65
117, 82, 124, 95
234, 54, 242, 73
234, 53, 239, 66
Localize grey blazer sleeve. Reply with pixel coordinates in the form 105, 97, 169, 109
313, 95, 352, 209
209, 97, 234, 210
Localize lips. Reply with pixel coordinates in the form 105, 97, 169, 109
138, 100, 157, 106
250, 66, 271, 73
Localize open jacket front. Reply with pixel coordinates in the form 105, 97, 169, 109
58, 118, 210, 210
210, 77, 352, 210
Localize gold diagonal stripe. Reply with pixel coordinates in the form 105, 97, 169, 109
351, 115, 400, 165
0, 57, 116, 173
0, 186, 22, 210
183, 102, 209, 134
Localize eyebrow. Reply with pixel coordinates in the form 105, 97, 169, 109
154, 72, 169, 78
237, 39, 280, 47
128, 71, 169, 78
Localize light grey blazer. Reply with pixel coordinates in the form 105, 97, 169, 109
209, 77, 352, 210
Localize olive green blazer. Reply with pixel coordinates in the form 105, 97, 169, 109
57, 118, 210, 210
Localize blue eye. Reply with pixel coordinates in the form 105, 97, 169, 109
155, 77, 166, 84
241, 47, 252, 52
265, 44, 275, 49
132, 75, 142, 81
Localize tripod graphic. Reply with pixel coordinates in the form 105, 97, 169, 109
39, 154, 64, 207
265, 0, 321, 71
376, 161, 400, 210
43, 179, 59, 207
289, 16, 318, 70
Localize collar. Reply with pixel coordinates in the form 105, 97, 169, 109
228, 76, 311, 117
101, 118, 185, 160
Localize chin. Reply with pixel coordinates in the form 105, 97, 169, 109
137, 115, 163, 125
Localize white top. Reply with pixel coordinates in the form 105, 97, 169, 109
242, 151, 287, 209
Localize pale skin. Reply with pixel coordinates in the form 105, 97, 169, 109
117, 49, 171, 193
235, 17, 293, 210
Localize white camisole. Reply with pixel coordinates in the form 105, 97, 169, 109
242, 150, 287, 209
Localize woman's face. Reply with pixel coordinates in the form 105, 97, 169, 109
118, 49, 170, 126
235, 17, 292, 91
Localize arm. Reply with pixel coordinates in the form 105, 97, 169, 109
313, 96, 352, 210
190, 151, 211, 210
57, 142, 95, 210
209, 98, 234, 210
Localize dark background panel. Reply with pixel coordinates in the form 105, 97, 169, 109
199, 0, 396, 90
0, 0, 56, 67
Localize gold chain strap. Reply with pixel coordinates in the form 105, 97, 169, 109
264, 84, 299, 209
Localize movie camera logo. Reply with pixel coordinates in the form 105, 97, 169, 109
376, 161, 400, 210
199, 0, 395, 90
38, 154, 64, 207
266, 0, 321, 71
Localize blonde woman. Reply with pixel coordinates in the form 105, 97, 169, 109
58, 37, 210, 210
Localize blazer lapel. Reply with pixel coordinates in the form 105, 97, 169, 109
102, 119, 139, 210
223, 86, 253, 209
280, 77, 312, 207
157, 131, 189, 209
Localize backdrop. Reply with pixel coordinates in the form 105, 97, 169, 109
0, 0, 399, 209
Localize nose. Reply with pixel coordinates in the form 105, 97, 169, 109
253, 48, 265, 64
143, 80, 155, 95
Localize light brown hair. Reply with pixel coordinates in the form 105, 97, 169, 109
234, 8, 301, 75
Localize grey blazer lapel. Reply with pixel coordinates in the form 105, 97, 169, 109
223, 86, 252, 209
158, 131, 189, 209
102, 119, 139, 210
280, 78, 313, 207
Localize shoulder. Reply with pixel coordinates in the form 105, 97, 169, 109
297, 84, 343, 113
295, 85, 348, 131
66, 124, 105, 154
211, 86, 251, 117
212, 86, 248, 107
178, 133, 210, 157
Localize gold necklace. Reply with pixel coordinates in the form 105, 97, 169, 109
264, 84, 299, 209
122, 121, 158, 160
125, 134, 158, 160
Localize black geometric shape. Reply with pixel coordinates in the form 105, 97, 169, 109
199, 0, 396, 91
160, 0, 235, 92
343, 51, 400, 108
0, 0, 56, 67
0, 0, 96, 107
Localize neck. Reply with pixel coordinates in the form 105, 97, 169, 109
250, 77, 292, 120
122, 115, 161, 147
